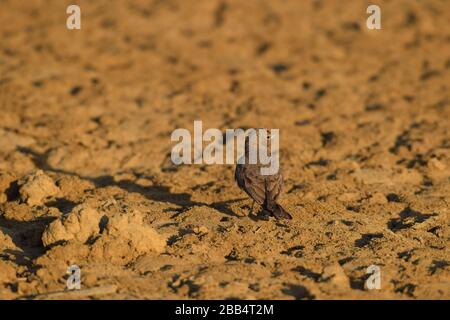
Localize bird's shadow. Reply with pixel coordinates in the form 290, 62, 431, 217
15, 146, 244, 218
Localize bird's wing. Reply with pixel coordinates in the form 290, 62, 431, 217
265, 171, 283, 202
241, 165, 266, 205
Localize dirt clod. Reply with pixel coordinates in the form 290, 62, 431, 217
18, 170, 59, 206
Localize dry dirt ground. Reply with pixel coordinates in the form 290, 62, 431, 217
0, 0, 449, 299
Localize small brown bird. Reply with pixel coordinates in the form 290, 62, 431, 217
235, 129, 292, 220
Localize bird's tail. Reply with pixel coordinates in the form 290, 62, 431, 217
264, 201, 292, 220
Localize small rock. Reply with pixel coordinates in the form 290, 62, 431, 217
321, 264, 349, 289
18, 170, 59, 206
42, 204, 101, 246
428, 158, 446, 171
0, 260, 16, 284
2, 202, 34, 221
104, 211, 166, 254
56, 175, 94, 198
0, 226, 17, 251
369, 192, 387, 205
0, 171, 16, 203
303, 191, 316, 201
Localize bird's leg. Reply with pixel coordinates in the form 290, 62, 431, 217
249, 200, 255, 215
251, 201, 269, 220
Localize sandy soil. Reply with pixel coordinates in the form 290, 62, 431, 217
0, 0, 449, 299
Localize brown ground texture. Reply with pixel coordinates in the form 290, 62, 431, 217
0, 0, 449, 300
